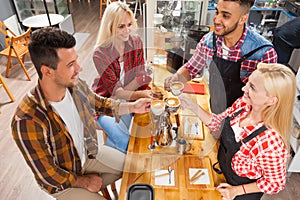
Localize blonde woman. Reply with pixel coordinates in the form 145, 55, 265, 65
180, 63, 295, 200
92, 2, 151, 153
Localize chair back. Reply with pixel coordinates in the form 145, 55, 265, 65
0, 27, 32, 80
8, 27, 31, 58
3, 15, 23, 36
0, 20, 17, 47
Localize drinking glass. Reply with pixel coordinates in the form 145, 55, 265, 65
145, 61, 154, 86
148, 100, 165, 150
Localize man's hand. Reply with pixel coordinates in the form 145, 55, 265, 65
131, 98, 151, 113
164, 67, 191, 91
164, 74, 179, 92
74, 174, 103, 193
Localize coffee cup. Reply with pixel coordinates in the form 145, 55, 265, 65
151, 100, 165, 115
176, 138, 191, 155
151, 86, 164, 100
165, 97, 180, 113
170, 81, 184, 96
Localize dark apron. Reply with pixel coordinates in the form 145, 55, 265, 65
209, 33, 272, 114
218, 109, 266, 200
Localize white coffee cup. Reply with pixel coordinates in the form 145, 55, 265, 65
151, 100, 165, 115
165, 97, 180, 113
170, 81, 184, 96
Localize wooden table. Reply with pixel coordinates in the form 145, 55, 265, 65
119, 64, 225, 199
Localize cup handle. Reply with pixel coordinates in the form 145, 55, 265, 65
186, 142, 192, 152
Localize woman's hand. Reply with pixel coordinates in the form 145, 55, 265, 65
133, 90, 152, 99
216, 183, 242, 200
179, 95, 213, 125
179, 95, 197, 111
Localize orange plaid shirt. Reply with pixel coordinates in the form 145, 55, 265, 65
11, 79, 120, 194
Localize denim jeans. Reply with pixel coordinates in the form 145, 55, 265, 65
97, 114, 132, 153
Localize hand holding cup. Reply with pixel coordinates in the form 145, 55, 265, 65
170, 81, 184, 96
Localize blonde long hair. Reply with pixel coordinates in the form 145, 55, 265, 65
96, 1, 137, 47
259, 63, 296, 147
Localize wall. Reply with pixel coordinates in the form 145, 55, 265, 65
0, 0, 15, 50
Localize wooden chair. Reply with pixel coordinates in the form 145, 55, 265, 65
0, 24, 32, 81
100, 0, 127, 19
100, 0, 108, 19
0, 20, 16, 47
0, 73, 15, 102
101, 183, 118, 200
127, 0, 143, 18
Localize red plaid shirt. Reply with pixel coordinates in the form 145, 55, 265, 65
92, 35, 145, 97
207, 97, 289, 194
184, 26, 277, 83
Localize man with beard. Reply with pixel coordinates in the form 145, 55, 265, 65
165, 0, 277, 114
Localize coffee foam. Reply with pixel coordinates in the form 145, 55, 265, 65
166, 98, 179, 106
171, 82, 184, 90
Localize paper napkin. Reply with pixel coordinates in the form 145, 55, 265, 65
189, 168, 210, 185
154, 169, 175, 186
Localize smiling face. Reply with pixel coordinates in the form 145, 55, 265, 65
213, 0, 248, 37
52, 48, 82, 88
115, 12, 133, 42
242, 70, 276, 110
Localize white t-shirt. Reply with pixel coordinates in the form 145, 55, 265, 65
119, 61, 125, 86
222, 41, 230, 60
231, 122, 243, 142
50, 90, 86, 166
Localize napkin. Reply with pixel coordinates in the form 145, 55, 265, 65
189, 168, 210, 185
183, 83, 205, 95
190, 123, 201, 135
154, 169, 175, 186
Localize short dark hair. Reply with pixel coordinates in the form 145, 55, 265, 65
222, 0, 255, 14
28, 27, 76, 79
223, 0, 255, 8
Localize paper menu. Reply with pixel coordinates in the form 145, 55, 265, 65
181, 115, 204, 140
183, 83, 205, 95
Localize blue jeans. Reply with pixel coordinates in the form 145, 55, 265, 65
97, 114, 132, 153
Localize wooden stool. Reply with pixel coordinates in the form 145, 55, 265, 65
101, 182, 118, 200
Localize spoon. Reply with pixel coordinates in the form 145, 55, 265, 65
195, 122, 199, 135
168, 166, 173, 184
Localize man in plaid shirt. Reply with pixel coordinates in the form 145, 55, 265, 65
165, 0, 277, 114
11, 27, 151, 200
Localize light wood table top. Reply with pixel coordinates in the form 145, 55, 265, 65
119, 64, 225, 200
